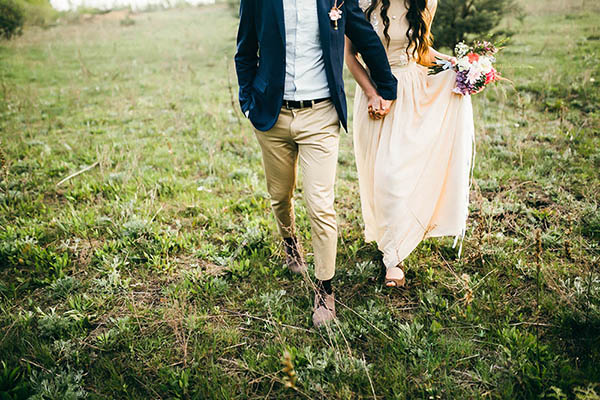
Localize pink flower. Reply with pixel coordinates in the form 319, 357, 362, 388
485, 68, 499, 84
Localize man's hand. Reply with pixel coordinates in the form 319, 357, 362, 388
367, 94, 393, 120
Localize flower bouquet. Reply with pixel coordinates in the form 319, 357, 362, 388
429, 41, 501, 95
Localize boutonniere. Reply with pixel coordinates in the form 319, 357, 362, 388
329, 0, 344, 30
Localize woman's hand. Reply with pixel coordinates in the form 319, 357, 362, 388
379, 99, 393, 117
439, 53, 457, 66
429, 47, 457, 67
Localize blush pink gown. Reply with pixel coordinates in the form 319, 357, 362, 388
354, 0, 475, 268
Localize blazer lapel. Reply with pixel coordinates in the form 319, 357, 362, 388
316, 0, 331, 50
273, 0, 285, 44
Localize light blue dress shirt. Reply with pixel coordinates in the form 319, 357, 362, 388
282, 0, 331, 101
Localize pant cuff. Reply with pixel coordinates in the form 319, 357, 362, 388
315, 270, 335, 281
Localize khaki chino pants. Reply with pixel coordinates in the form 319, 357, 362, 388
254, 100, 340, 281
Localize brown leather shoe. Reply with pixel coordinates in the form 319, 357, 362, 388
312, 292, 336, 328
283, 238, 307, 274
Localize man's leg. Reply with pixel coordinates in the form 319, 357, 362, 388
254, 109, 298, 239
293, 100, 340, 327
294, 100, 341, 281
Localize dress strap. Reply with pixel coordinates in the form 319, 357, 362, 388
358, 0, 372, 11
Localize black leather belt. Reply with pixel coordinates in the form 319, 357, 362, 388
283, 98, 330, 109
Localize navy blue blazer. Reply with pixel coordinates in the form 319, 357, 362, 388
234, 0, 398, 132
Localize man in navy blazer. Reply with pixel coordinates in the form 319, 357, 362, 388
235, 0, 397, 327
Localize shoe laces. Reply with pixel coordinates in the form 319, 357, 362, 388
284, 241, 301, 260
316, 290, 331, 309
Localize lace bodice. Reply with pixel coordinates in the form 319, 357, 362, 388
359, 0, 438, 67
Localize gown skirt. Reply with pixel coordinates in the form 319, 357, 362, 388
353, 61, 475, 268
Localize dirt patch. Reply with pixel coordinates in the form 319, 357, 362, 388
80, 9, 136, 23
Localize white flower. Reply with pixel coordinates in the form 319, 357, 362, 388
455, 42, 470, 58
456, 56, 471, 72
479, 57, 493, 74
467, 64, 483, 84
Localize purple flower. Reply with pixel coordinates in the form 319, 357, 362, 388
455, 70, 473, 95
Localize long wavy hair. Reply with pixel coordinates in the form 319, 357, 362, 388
364, 0, 434, 63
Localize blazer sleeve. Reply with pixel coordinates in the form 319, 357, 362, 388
234, 0, 259, 113
344, 0, 398, 100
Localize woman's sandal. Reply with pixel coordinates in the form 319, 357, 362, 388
385, 264, 406, 287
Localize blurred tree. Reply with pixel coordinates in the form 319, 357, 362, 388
0, 0, 24, 40
432, 0, 517, 50
17, 0, 58, 28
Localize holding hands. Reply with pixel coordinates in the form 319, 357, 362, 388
344, 37, 396, 121
367, 93, 393, 120
363, 53, 455, 120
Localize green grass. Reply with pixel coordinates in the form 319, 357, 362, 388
0, 2, 599, 399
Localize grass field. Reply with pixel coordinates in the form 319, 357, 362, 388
0, 1, 599, 398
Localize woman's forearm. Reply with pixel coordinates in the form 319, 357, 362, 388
426, 47, 455, 65
345, 38, 378, 97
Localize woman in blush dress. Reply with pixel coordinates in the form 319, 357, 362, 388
346, 0, 475, 287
